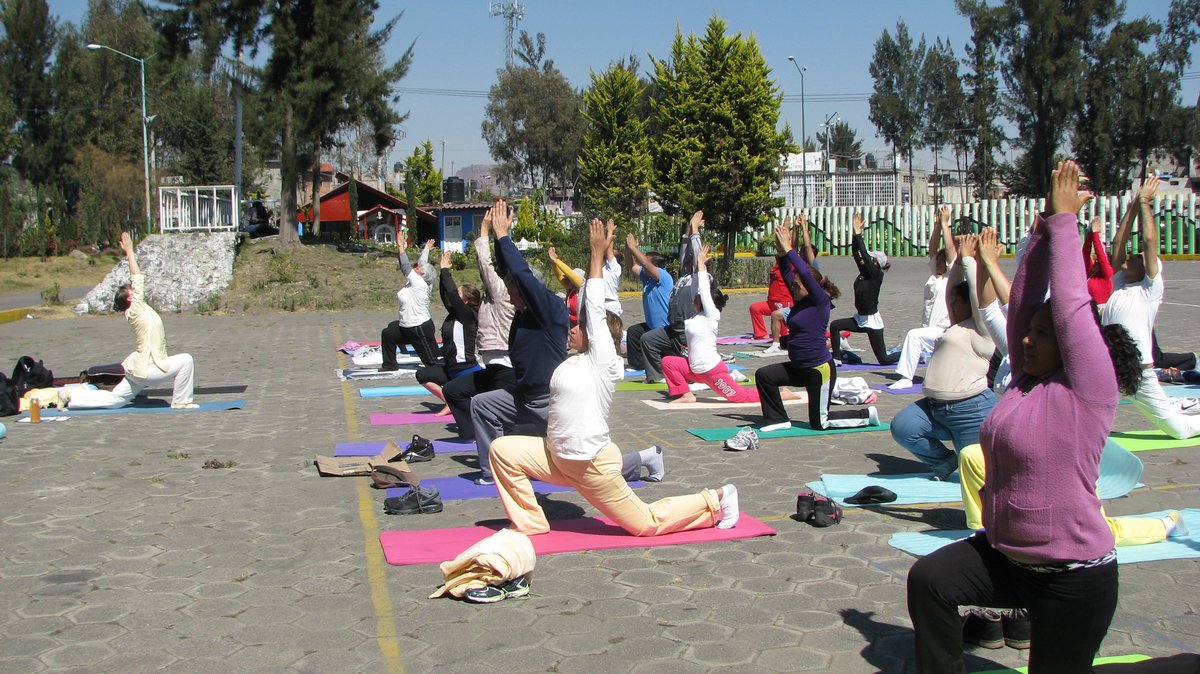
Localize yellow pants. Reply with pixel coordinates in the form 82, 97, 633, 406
958, 444, 1167, 546
489, 436, 720, 536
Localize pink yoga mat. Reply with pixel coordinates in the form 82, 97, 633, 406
369, 412, 450, 426
379, 515, 776, 566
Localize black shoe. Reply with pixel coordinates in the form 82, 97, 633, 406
399, 434, 435, 463
962, 608, 1004, 649
806, 496, 842, 527
464, 574, 531, 604
1002, 608, 1031, 650
383, 485, 443, 515
380, 364, 401, 372
795, 491, 817, 521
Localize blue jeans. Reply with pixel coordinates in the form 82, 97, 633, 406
890, 389, 997, 477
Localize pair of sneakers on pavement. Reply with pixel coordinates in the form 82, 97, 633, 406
962, 607, 1030, 650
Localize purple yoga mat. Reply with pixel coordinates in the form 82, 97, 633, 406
369, 411, 450, 426
837, 362, 895, 371
871, 382, 924, 395
716, 336, 772, 345
334, 438, 476, 456
387, 475, 647, 501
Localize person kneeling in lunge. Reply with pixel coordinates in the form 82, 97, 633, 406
65, 231, 197, 410
489, 218, 739, 540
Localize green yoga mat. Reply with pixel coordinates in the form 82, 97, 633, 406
617, 378, 756, 392
1110, 429, 1200, 452
977, 654, 1149, 673
688, 421, 890, 442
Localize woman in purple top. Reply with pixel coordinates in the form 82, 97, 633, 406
753, 224, 879, 435
907, 162, 1143, 673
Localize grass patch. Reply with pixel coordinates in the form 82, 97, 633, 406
0, 253, 121, 295
202, 459, 236, 469
167, 452, 190, 460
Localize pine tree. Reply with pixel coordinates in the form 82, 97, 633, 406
957, 0, 1006, 199
650, 15, 792, 274
404, 140, 443, 205
868, 21, 926, 197
577, 58, 652, 225
920, 38, 965, 201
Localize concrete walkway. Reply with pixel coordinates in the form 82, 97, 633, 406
1, 257, 1197, 673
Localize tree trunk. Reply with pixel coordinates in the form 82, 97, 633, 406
311, 149, 322, 238
933, 149, 941, 205
279, 104, 300, 246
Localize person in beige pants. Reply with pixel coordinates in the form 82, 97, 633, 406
489, 218, 739, 537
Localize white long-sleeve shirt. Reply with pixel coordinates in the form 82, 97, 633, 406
397, 248, 433, 328
547, 278, 624, 461
602, 256, 623, 316
684, 271, 721, 374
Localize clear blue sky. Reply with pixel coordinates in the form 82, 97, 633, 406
46, 0, 1200, 177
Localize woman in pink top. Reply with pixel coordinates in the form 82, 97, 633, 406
1083, 216, 1114, 304
907, 162, 1143, 673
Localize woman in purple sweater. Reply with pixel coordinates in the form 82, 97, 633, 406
907, 162, 1128, 673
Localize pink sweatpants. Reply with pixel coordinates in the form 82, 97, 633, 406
662, 357, 759, 402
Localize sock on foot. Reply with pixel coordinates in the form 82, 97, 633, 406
887, 378, 914, 390
716, 484, 740, 529
1164, 511, 1190, 538
759, 421, 791, 433
640, 445, 665, 482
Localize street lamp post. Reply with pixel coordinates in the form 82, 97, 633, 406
88, 43, 153, 235
820, 112, 839, 206
787, 57, 806, 210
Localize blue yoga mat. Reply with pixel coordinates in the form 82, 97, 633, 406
1161, 384, 1200, 398
387, 474, 647, 501
358, 385, 431, 398
27, 399, 246, 417
889, 509, 1200, 564
809, 439, 1142, 507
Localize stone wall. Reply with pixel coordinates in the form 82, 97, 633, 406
82, 232, 238, 314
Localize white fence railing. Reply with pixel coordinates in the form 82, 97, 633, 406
158, 185, 240, 233
757, 192, 1199, 257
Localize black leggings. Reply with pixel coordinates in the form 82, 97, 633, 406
381, 320, 439, 369
754, 359, 871, 429
907, 532, 1118, 674
829, 317, 900, 366
1152, 330, 1197, 370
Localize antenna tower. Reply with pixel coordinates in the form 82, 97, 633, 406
489, 2, 525, 68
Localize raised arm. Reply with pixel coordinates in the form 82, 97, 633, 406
775, 223, 826, 304
976, 227, 1011, 308
1042, 162, 1107, 393
797, 213, 816, 264
955, 234, 985, 333
694, 244, 719, 320
1085, 218, 1113, 281
547, 247, 583, 292
419, 239, 434, 268
438, 254, 474, 325
679, 211, 703, 275
1110, 188, 1140, 271
850, 213, 880, 279
492, 199, 567, 327
584, 218, 619, 367
120, 231, 141, 279
1138, 175, 1161, 279
929, 206, 956, 263
625, 232, 660, 281
473, 208, 508, 303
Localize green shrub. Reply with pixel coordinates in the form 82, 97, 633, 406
267, 253, 298, 283
194, 295, 221, 315
40, 282, 61, 305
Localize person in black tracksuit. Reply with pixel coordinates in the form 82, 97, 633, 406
829, 213, 900, 366
416, 252, 482, 414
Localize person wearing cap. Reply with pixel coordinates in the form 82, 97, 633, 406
829, 213, 900, 367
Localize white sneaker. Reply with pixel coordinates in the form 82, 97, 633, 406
724, 428, 760, 451
867, 406, 880, 426
761, 343, 781, 355
759, 421, 792, 433
729, 369, 749, 383
887, 378, 914, 391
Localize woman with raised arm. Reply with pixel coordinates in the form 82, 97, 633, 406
735, 224, 878, 450
380, 239, 439, 371
749, 217, 794, 353
908, 161, 1123, 673
661, 243, 802, 405
829, 212, 900, 366
488, 218, 740, 549
1083, 217, 1114, 305
415, 251, 482, 415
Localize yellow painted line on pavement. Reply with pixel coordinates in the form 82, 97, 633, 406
335, 326, 405, 674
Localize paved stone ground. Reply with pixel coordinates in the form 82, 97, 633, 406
1, 256, 1198, 674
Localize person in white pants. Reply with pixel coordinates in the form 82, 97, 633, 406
889, 207, 957, 390
66, 231, 197, 410
1102, 176, 1200, 439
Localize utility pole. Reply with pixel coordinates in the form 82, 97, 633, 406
489, 2, 526, 68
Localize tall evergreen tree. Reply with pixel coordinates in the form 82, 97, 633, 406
577, 58, 652, 224
826, 121, 863, 170
920, 37, 965, 201
650, 15, 792, 273
404, 140, 442, 205
868, 21, 926, 197
957, 0, 1006, 199
0, 0, 62, 188
999, 0, 1122, 195
481, 31, 583, 193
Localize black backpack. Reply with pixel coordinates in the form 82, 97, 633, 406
0, 373, 19, 416
12, 356, 53, 393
